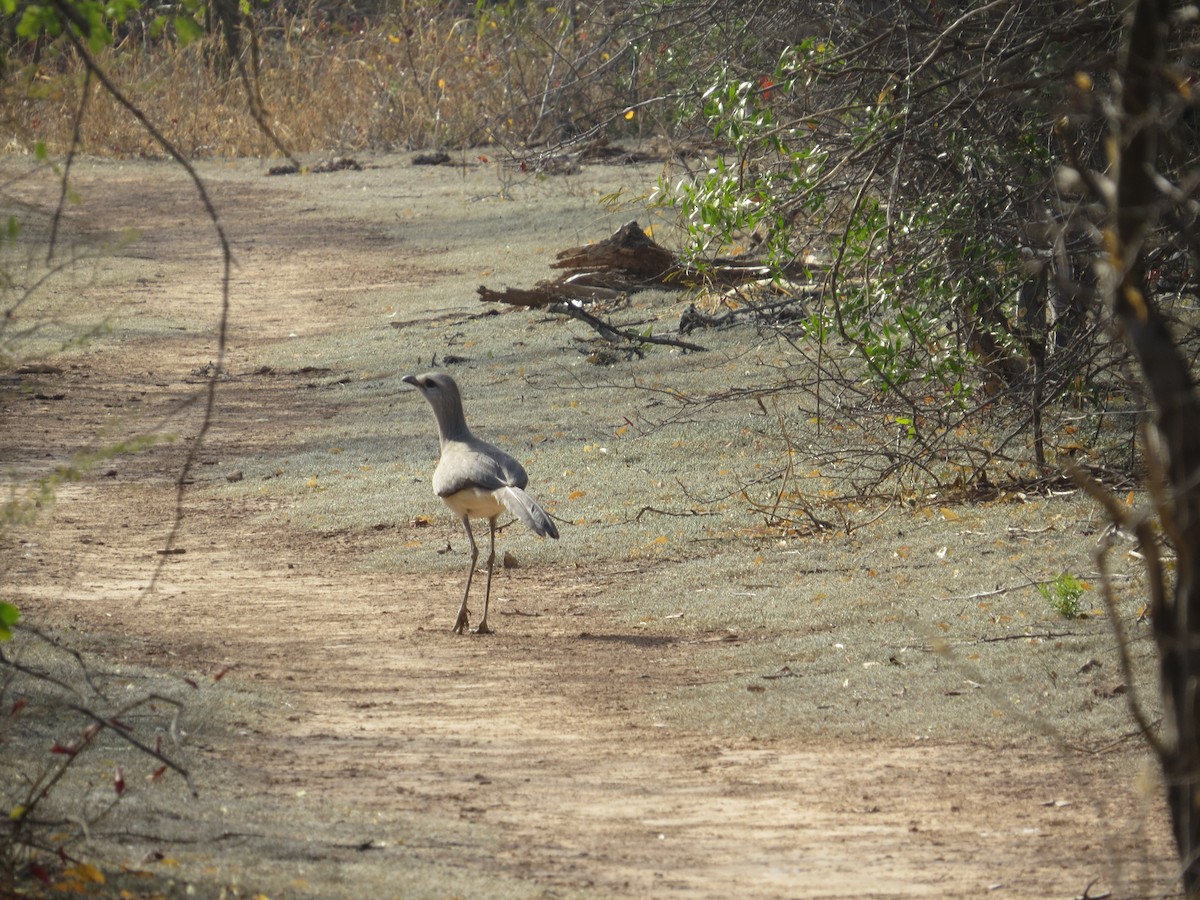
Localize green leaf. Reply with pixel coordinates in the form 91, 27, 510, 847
17, 5, 61, 40
174, 13, 203, 46
0, 601, 19, 641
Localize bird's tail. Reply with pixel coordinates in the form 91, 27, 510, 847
497, 486, 559, 539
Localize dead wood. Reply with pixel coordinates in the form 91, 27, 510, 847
554, 299, 708, 355
477, 220, 824, 312
550, 220, 682, 283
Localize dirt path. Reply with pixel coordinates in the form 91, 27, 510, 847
1, 154, 1180, 898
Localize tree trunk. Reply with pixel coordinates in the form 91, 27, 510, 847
1110, 0, 1200, 893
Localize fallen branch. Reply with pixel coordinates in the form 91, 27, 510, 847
553, 299, 708, 354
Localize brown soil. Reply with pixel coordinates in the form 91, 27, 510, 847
0, 154, 1181, 898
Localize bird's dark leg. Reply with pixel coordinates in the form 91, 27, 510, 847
454, 517, 477, 635
476, 517, 497, 635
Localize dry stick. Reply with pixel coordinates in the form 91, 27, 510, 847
47, 6, 266, 583
1068, 459, 1168, 761
47, 66, 90, 264
67, 700, 196, 797
1106, 0, 1200, 887
552, 299, 708, 353
224, 10, 299, 170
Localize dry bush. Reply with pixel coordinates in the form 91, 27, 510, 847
0, 1, 664, 158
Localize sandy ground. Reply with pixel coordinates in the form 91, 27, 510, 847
0, 152, 1183, 898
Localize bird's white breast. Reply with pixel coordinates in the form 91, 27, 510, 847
440, 485, 506, 520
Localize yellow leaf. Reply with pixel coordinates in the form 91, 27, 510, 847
568, 490, 586, 500
614, 425, 629, 436
1074, 71, 1093, 91
437, 78, 446, 90
9, 804, 25, 821
653, 535, 669, 544
940, 507, 960, 521
624, 109, 635, 120
1126, 490, 1136, 506
65, 863, 106, 884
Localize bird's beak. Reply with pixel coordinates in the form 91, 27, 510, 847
401, 374, 419, 388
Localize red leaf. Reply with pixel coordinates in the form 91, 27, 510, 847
149, 765, 167, 783
9, 698, 26, 717
183, 677, 199, 689
214, 665, 233, 682
51, 741, 78, 756
114, 766, 126, 796
29, 863, 50, 884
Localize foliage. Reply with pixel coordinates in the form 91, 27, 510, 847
654, 1, 1180, 494
1036, 572, 1087, 620
0, 602, 17, 640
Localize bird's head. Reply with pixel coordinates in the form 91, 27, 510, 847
403, 370, 458, 391
402, 371, 464, 422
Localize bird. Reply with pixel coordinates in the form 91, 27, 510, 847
403, 371, 559, 634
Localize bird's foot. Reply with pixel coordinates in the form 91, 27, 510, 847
474, 621, 493, 635
452, 612, 470, 634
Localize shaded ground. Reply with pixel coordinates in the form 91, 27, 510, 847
0, 153, 1181, 897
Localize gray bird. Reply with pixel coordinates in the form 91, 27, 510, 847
403, 371, 559, 634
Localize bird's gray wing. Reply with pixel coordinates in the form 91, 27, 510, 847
433, 438, 529, 496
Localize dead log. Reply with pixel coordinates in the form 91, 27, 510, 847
478, 220, 825, 311
551, 220, 682, 282
476, 221, 829, 357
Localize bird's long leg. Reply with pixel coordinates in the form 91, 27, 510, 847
454, 517, 478, 635
476, 517, 497, 635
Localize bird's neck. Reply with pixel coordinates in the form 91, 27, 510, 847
433, 407, 473, 447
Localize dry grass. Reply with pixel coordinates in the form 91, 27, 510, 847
0, 1, 664, 159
